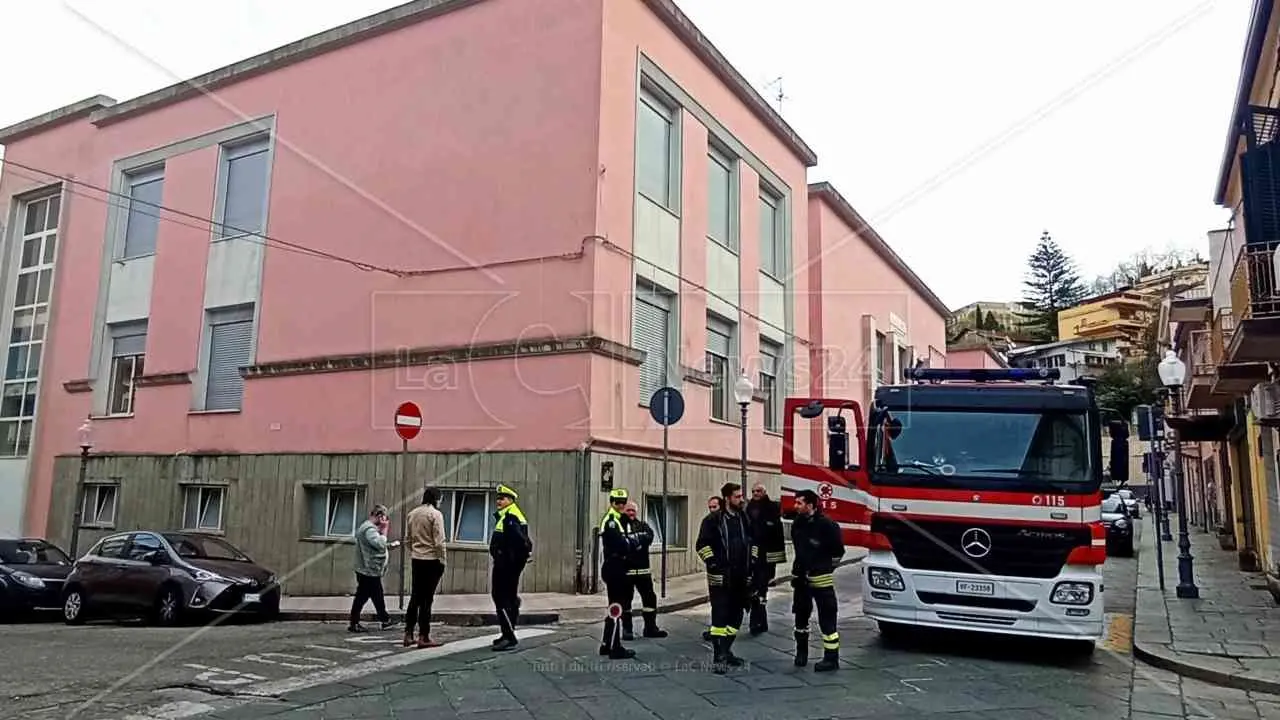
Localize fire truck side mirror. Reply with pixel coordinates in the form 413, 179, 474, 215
827, 415, 849, 471
1108, 420, 1129, 483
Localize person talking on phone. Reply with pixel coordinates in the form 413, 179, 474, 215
349, 504, 401, 633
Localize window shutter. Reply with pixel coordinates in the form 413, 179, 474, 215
707, 317, 732, 358
1241, 140, 1280, 247
112, 332, 146, 357
634, 297, 669, 402
206, 320, 253, 410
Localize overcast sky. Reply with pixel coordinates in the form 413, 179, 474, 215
0, 0, 1252, 309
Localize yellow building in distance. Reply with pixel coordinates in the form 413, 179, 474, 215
1057, 290, 1151, 357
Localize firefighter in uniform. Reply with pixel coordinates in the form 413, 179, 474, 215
789, 489, 844, 671
621, 501, 668, 640
489, 484, 532, 651
598, 488, 638, 659
695, 481, 755, 674
746, 483, 786, 634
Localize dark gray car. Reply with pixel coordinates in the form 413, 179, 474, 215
62, 531, 279, 626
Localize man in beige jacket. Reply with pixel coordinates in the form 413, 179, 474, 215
404, 487, 447, 647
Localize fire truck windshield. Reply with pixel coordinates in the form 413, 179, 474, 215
868, 408, 1094, 491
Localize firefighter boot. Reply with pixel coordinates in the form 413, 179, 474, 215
642, 611, 668, 638
814, 649, 839, 672
702, 628, 713, 642
621, 610, 635, 641
711, 637, 728, 675
793, 631, 809, 667
749, 601, 768, 635
722, 635, 745, 668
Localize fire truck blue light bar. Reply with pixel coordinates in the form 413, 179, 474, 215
907, 367, 1061, 382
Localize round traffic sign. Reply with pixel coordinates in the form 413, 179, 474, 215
648, 387, 684, 426
394, 401, 422, 441
608, 603, 623, 619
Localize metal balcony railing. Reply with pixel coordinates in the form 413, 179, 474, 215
1211, 307, 1236, 365
1230, 239, 1280, 323
1176, 285, 1210, 301
1189, 329, 1213, 377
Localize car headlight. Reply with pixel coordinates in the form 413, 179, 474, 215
192, 569, 227, 583
867, 567, 905, 591
1113, 518, 1128, 529
10, 571, 45, 590
1051, 581, 1093, 605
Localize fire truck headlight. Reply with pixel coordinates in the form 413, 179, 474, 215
1051, 581, 1094, 605
867, 567, 905, 592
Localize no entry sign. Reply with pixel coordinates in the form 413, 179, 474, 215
394, 402, 422, 441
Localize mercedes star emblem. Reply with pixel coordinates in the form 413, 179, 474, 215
960, 528, 992, 559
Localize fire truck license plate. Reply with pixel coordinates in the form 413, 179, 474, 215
955, 581, 994, 596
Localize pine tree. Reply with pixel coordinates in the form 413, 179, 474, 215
1021, 231, 1086, 341
983, 310, 999, 332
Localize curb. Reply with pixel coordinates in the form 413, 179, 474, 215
1133, 640, 1280, 695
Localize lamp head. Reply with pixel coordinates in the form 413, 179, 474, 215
77, 417, 93, 452
1157, 349, 1186, 388
733, 371, 754, 405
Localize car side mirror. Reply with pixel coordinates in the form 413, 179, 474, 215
886, 417, 903, 440
144, 550, 165, 565
827, 415, 848, 471
798, 400, 825, 419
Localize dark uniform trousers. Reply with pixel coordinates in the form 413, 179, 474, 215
491, 559, 525, 641
600, 563, 632, 649
623, 568, 657, 635
708, 570, 751, 644
793, 571, 839, 665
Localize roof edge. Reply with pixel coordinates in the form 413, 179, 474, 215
808, 181, 950, 319
641, 0, 817, 167
1214, 0, 1273, 206
0, 95, 117, 145
89, 0, 488, 127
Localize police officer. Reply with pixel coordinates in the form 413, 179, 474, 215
621, 501, 668, 640
598, 488, 637, 659
746, 483, 786, 635
790, 489, 844, 672
695, 481, 755, 674
489, 484, 532, 651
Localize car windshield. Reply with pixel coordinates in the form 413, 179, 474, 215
871, 409, 1093, 486
1101, 496, 1125, 513
1117, 490, 1133, 499
0, 539, 71, 565
163, 534, 251, 562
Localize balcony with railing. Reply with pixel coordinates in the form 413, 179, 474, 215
1227, 239, 1280, 362
1185, 328, 1226, 410
1212, 306, 1268, 396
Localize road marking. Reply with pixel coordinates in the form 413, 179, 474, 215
305, 644, 360, 655
182, 664, 266, 686
1100, 612, 1133, 652
238, 653, 335, 670
123, 700, 216, 720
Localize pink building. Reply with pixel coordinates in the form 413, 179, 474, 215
0, 0, 946, 595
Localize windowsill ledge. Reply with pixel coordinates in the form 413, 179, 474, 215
64, 379, 93, 394
137, 371, 192, 388
78, 523, 116, 530
763, 430, 783, 438
301, 536, 355, 545
709, 417, 740, 429
189, 409, 241, 416
180, 528, 226, 537
89, 413, 134, 421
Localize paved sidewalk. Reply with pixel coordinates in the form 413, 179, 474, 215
1134, 513, 1280, 693
280, 551, 867, 626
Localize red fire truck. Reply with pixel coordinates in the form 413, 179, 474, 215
780, 367, 1122, 649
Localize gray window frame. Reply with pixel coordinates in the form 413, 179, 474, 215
636, 85, 682, 214
182, 485, 226, 532
706, 313, 736, 422
707, 143, 738, 252
197, 305, 255, 412
81, 483, 119, 527
106, 321, 147, 416
644, 493, 688, 548
438, 489, 493, 545
119, 166, 165, 260
214, 135, 272, 240
305, 485, 366, 540
759, 185, 783, 279
635, 278, 677, 407
759, 337, 782, 432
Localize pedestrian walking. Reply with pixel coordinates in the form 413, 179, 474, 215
700, 494, 724, 642
789, 489, 844, 672
746, 483, 785, 634
489, 484, 532, 651
598, 488, 637, 659
404, 487, 447, 648
349, 504, 401, 633
622, 500, 667, 640
695, 482, 755, 674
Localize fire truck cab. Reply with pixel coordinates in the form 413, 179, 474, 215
781, 367, 1124, 648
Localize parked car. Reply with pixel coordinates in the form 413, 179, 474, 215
0, 538, 73, 616
1101, 495, 1135, 557
1115, 488, 1141, 519
62, 531, 280, 626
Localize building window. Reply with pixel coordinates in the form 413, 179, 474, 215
874, 331, 886, 385
202, 305, 255, 411
759, 187, 783, 277
106, 322, 146, 416
644, 494, 687, 547
439, 489, 492, 544
636, 88, 678, 211
634, 280, 674, 405
897, 346, 911, 383
2, 193, 59, 457
707, 146, 735, 250
182, 486, 225, 531
706, 314, 735, 421
121, 167, 164, 259
759, 338, 781, 432
217, 136, 271, 238
306, 486, 365, 538
82, 484, 118, 527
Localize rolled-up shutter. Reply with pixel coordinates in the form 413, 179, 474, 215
205, 320, 253, 410
634, 297, 669, 404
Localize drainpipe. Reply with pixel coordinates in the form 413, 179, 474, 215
573, 439, 595, 594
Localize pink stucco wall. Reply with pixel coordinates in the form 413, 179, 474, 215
8, 0, 611, 535
806, 196, 948, 416
945, 348, 1005, 369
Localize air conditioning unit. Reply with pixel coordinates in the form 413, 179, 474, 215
1252, 383, 1280, 420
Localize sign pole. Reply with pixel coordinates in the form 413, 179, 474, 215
648, 387, 683, 600
399, 436, 409, 611
661, 398, 669, 599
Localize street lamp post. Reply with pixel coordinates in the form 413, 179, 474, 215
733, 371, 754, 487
67, 418, 94, 561
1158, 350, 1199, 599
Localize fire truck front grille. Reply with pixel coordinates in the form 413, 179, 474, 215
873, 516, 1089, 579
